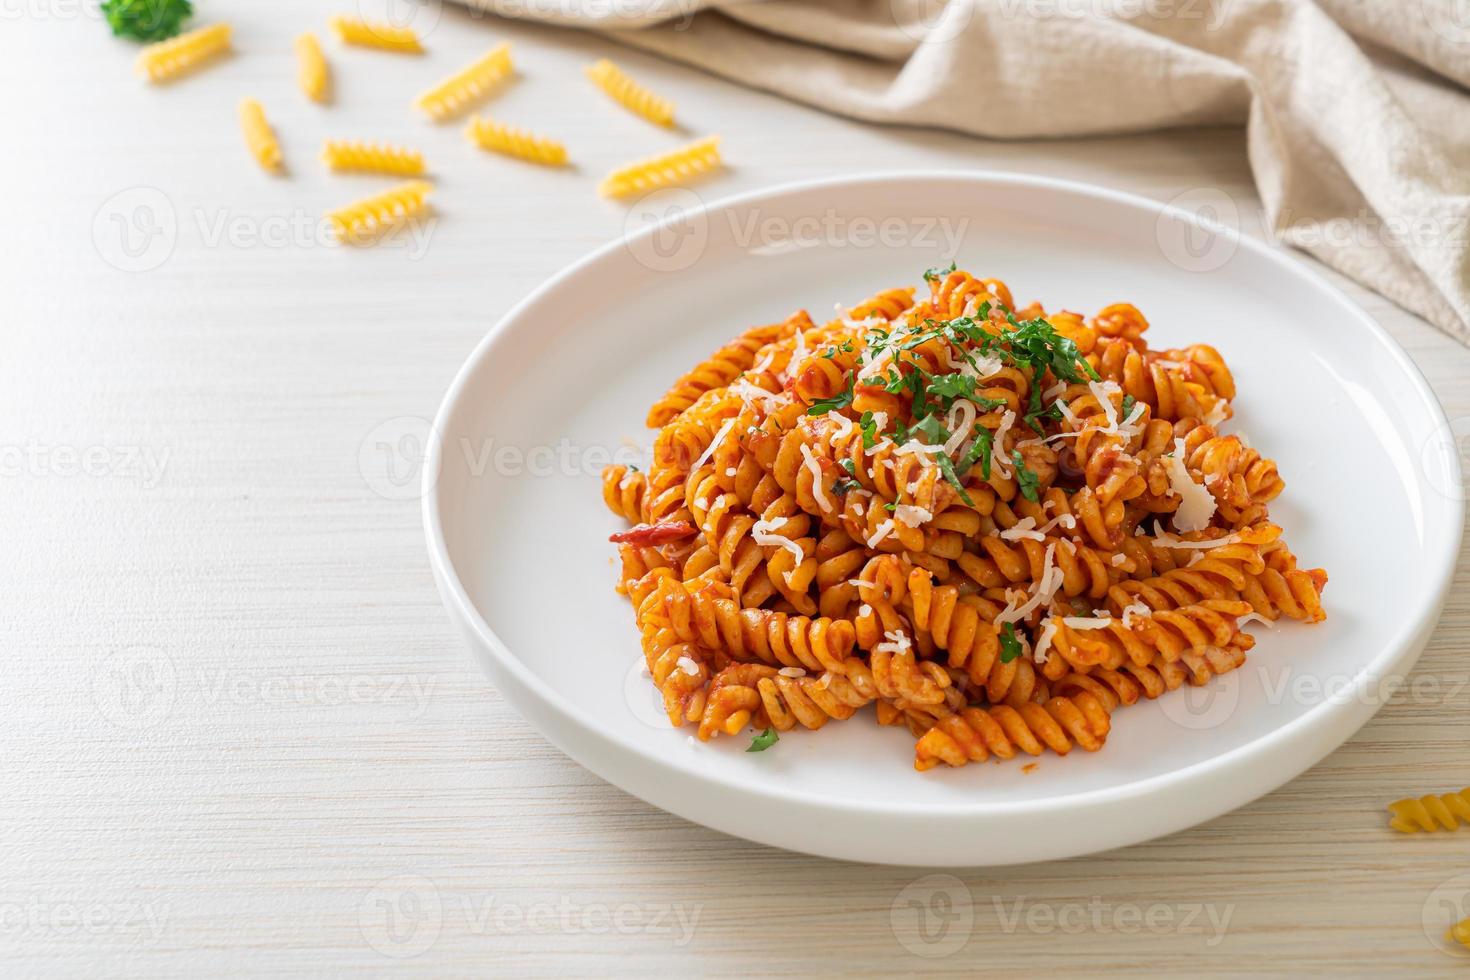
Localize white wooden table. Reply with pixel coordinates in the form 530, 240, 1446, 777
5, 1, 1468, 974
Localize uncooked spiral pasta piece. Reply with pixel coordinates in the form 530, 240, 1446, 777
598, 137, 722, 198
329, 16, 422, 53
585, 58, 675, 127
416, 44, 513, 121
1387, 787, 1470, 833
326, 180, 433, 244
464, 116, 567, 167
136, 22, 231, 82
295, 33, 330, 102
237, 99, 282, 173
321, 139, 425, 176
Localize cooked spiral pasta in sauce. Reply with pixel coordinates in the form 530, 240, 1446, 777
603, 268, 1328, 771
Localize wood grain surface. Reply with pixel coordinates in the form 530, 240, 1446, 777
3, 1, 1468, 975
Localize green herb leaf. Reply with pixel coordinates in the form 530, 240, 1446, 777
858, 411, 878, 450
833, 476, 862, 495
1012, 450, 1040, 503
839, 457, 857, 475
935, 452, 974, 507
960, 426, 993, 480
922, 261, 957, 284
1121, 393, 1136, 419
905, 414, 950, 447
806, 375, 855, 416
102, 0, 193, 40
746, 728, 779, 752
999, 623, 1023, 664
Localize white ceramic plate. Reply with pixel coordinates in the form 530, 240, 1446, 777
425, 172, 1462, 866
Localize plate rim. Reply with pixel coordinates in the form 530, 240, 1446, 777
424, 169, 1463, 824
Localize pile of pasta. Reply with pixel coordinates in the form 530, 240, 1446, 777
601, 268, 1328, 771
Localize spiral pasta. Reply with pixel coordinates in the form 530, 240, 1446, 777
603, 267, 1327, 770
598, 137, 723, 198
238, 99, 282, 173
464, 116, 567, 166
136, 22, 231, 83
585, 59, 676, 127
329, 16, 422, 53
1387, 787, 1470, 833
295, 33, 330, 102
415, 44, 513, 121
326, 180, 433, 244
321, 139, 426, 176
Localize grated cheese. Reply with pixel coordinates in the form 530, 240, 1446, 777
1162, 438, 1217, 532
1120, 602, 1151, 627
991, 411, 1017, 477
1061, 615, 1113, 630
752, 515, 806, 565
996, 542, 1061, 624
893, 504, 934, 528
1000, 518, 1044, 542
1032, 619, 1057, 665
691, 417, 737, 474
1237, 611, 1276, 630
799, 442, 832, 512
865, 519, 895, 548
873, 629, 912, 655
676, 656, 700, 676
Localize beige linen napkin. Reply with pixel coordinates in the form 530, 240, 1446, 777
459, 0, 1470, 345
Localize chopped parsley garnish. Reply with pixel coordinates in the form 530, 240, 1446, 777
858, 411, 878, 449
102, 0, 192, 40
935, 452, 973, 507
806, 376, 854, 416
820, 340, 855, 359
999, 623, 1023, 664
838, 458, 857, 475
833, 477, 862, 495
1121, 393, 1136, 418
747, 727, 779, 752
922, 261, 957, 283
1012, 451, 1040, 502
959, 426, 993, 479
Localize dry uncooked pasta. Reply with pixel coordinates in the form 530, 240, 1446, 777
598, 136, 721, 198
238, 98, 283, 172
585, 59, 675, 127
326, 180, 433, 244
603, 268, 1328, 770
329, 15, 422, 53
415, 43, 513, 121
136, 22, 232, 82
464, 116, 567, 166
295, 33, 330, 102
321, 139, 425, 176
